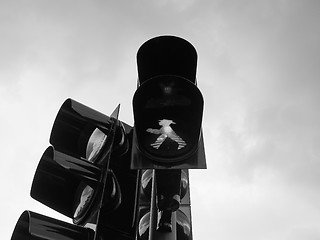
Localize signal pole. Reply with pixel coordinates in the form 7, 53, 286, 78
149, 170, 177, 240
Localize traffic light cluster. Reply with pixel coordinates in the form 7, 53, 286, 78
11, 35, 205, 240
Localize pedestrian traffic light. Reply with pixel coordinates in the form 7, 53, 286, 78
132, 35, 206, 240
11, 98, 137, 240
131, 35, 206, 169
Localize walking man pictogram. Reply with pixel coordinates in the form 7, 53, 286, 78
146, 119, 186, 150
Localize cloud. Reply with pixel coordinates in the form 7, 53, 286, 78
194, 0, 320, 184
191, 165, 320, 240
149, 0, 196, 11
190, 3, 320, 239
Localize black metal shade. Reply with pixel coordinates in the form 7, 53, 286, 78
11, 211, 95, 240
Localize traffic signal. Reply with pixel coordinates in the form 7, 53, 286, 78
10, 35, 206, 240
131, 35, 206, 169
11, 98, 137, 240
31, 99, 126, 226
131, 35, 206, 240
135, 169, 192, 240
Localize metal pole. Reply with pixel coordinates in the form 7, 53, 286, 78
149, 170, 177, 240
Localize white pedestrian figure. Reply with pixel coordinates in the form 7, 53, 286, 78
146, 119, 186, 150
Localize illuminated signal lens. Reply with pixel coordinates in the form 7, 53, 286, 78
133, 75, 203, 164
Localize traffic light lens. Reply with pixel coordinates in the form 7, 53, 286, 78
86, 128, 107, 162
133, 75, 203, 164
73, 184, 94, 219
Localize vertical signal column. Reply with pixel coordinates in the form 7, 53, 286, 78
132, 36, 206, 240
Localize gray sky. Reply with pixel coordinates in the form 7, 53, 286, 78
1, 1, 320, 239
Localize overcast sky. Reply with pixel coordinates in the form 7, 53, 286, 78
1, 1, 320, 239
